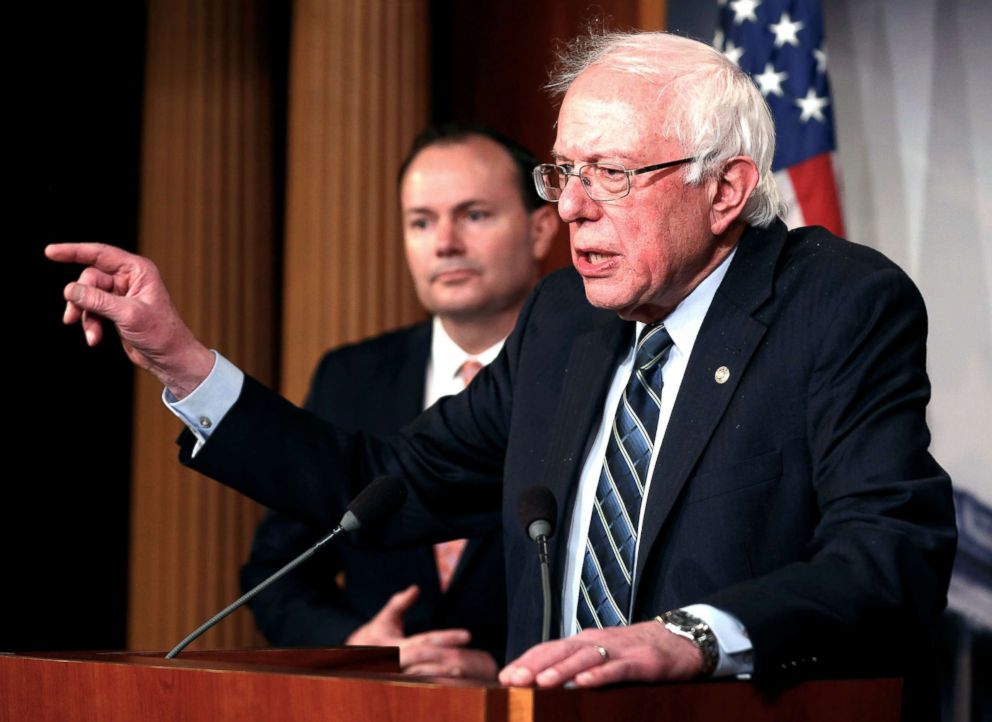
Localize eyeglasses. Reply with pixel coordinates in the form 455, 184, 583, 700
532, 157, 696, 202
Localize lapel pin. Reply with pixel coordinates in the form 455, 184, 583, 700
715, 366, 730, 384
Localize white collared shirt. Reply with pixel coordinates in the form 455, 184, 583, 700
424, 316, 504, 407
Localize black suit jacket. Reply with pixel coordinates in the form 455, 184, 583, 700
184, 222, 954, 701
239, 323, 507, 661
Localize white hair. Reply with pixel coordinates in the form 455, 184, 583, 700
549, 31, 785, 228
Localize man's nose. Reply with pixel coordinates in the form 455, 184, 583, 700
435, 218, 465, 256
556, 176, 599, 224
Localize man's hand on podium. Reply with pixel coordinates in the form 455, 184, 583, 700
499, 620, 703, 688
346, 584, 498, 680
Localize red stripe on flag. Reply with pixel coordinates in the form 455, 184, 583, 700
787, 153, 845, 237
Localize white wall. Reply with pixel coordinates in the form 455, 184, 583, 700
825, 0, 991, 507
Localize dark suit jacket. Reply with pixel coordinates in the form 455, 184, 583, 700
184, 221, 954, 704
239, 323, 507, 662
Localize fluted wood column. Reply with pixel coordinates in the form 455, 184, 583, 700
280, 0, 429, 404
639, 0, 667, 30
128, 0, 274, 650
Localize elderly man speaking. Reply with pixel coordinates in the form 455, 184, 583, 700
49, 30, 954, 719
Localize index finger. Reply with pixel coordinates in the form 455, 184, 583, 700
400, 644, 450, 667
45, 243, 136, 273
401, 628, 471, 649
499, 639, 584, 687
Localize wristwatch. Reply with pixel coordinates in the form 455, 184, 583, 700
655, 609, 720, 675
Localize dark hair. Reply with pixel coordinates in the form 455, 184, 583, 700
397, 123, 546, 211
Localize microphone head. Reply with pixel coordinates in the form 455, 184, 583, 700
341, 475, 408, 532
517, 485, 557, 541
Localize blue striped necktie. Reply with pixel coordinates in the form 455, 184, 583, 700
576, 323, 674, 630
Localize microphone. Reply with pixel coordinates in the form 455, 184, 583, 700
517, 485, 557, 643
339, 474, 408, 533
166, 475, 408, 658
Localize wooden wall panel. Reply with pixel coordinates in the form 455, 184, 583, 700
432, 0, 666, 273
128, 0, 275, 650
280, 0, 430, 404
638, 0, 667, 30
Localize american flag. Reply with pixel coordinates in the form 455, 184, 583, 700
714, 0, 845, 235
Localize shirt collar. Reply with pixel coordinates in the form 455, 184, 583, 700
430, 316, 506, 384
635, 246, 737, 360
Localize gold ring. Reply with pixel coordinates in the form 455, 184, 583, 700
593, 644, 609, 662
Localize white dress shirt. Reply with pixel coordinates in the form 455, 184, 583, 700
424, 316, 504, 407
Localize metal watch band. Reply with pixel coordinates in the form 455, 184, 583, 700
655, 609, 720, 676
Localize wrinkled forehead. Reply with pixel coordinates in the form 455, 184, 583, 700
554, 65, 680, 162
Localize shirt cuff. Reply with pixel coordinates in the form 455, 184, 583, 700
682, 603, 754, 678
163, 350, 245, 456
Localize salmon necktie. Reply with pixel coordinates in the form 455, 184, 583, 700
433, 358, 483, 591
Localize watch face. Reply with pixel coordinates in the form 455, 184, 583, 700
665, 610, 700, 629
658, 611, 719, 675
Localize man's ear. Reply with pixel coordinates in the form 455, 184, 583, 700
709, 156, 760, 236
529, 204, 560, 261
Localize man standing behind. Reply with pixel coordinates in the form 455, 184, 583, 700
241, 125, 558, 679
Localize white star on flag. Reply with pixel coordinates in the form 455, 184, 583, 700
769, 12, 805, 47
714, 28, 725, 50
723, 39, 745, 65
754, 63, 788, 96
813, 46, 828, 73
716, 0, 846, 235
729, 0, 761, 25
796, 87, 829, 122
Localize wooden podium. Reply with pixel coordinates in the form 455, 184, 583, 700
0, 648, 901, 722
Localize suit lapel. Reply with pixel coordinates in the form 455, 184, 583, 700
394, 323, 431, 423
632, 222, 787, 604
542, 318, 635, 597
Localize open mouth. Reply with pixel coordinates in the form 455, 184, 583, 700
575, 249, 617, 274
